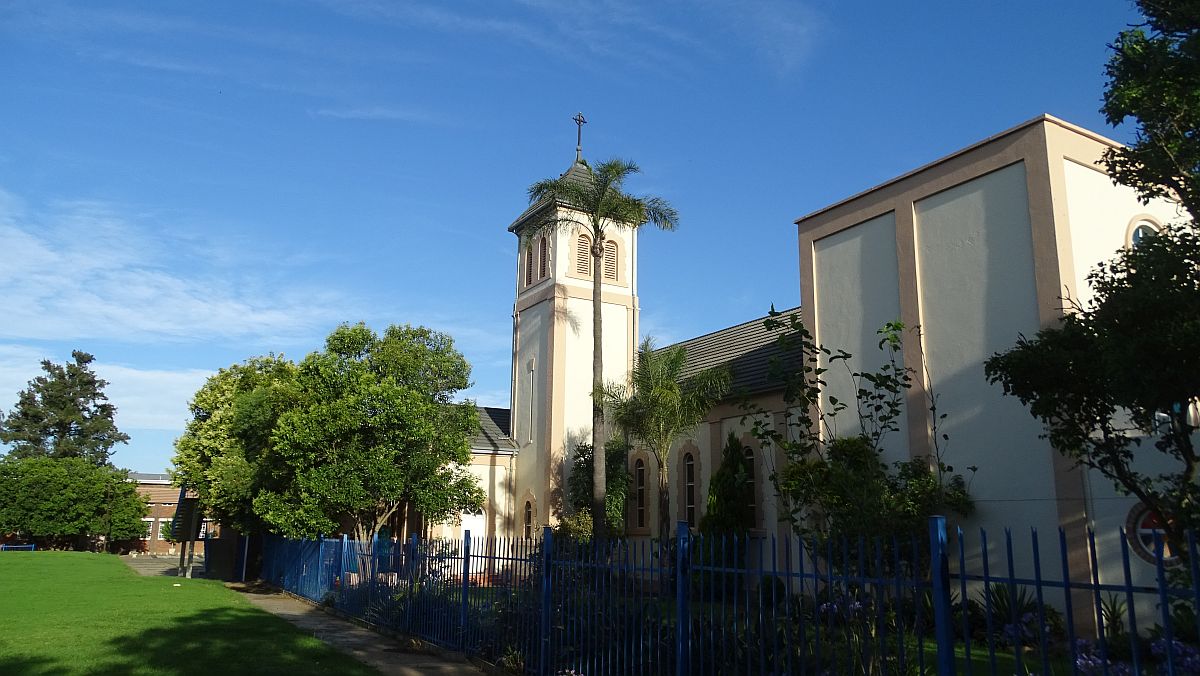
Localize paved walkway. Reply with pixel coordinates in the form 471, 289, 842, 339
121, 554, 207, 577
229, 583, 485, 676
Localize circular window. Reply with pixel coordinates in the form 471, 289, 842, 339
1124, 503, 1180, 565
1129, 220, 1160, 247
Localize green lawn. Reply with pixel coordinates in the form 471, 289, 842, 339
0, 551, 379, 676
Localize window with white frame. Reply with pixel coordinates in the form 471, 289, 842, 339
157, 518, 173, 541
141, 518, 154, 540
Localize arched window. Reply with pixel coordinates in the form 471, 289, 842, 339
524, 245, 534, 286
634, 459, 646, 529
744, 447, 756, 527
603, 240, 618, 281
575, 234, 592, 276
684, 453, 696, 527
538, 236, 549, 279
1131, 221, 1159, 247
523, 501, 533, 539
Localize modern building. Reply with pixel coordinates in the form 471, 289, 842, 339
130, 472, 213, 555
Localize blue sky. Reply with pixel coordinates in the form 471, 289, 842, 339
0, 1, 1145, 473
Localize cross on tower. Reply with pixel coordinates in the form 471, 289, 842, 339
573, 112, 587, 162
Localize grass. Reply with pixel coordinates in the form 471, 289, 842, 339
0, 551, 379, 676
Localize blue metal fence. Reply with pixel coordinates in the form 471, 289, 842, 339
260, 517, 1200, 675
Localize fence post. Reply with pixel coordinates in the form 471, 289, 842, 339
539, 526, 553, 676
406, 533, 419, 633
928, 516, 957, 676
317, 536, 325, 593
675, 520, 691, 676
460, 530, 471, 651
341, 533, 350, 581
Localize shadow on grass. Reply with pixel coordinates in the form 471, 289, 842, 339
4, 605, 376, 676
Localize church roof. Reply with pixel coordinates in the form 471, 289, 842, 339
659, 307, 803, 398
473, 406, 517, 452
507, 160, 592, 235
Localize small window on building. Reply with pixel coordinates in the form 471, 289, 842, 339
141, 518, 154, 540
157, 518, 173, 541
634, 459, 647, 529
525, 245, 534, 286
603, 240, 618, 281
1131, 222, 1159, 247
575, 234, 592, 276
684, 453, 696, 527
523, 501, 533, 539
538, 236, 549, 279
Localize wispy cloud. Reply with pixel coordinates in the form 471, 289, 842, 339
96, 363, 213, 431
0, 188, 347, 345
0, 344, 211, 434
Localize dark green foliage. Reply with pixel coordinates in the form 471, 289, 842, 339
985, 225, 1200, 554
1102, 0, 1200, 218
0, 456, 148, 548
747, 315, 973, 546
698, 432, 754, 535
565, 439, 631, 536
0, 351, 128, 466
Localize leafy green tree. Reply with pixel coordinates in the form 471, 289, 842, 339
699, 433, 755, 536
0, 456, 148, 549
252, 323, 485, 544
171, 355, 297, 534
526, 158, 679, 537
0, 351, 129, 466
565, 439, 632, 536
1102, 0, 1200, 219
606, 337, 729, 540
986, 225, 1200, 555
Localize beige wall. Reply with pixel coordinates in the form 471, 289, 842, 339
794, 116, 1194, 602
913, 161, 1060, 546
812, 210, 909, 464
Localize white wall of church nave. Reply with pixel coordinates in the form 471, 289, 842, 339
431, 458, 512, 541
811, 210, 909, 466
1060, 158, 1185, 307
1060, 157, 1191, 594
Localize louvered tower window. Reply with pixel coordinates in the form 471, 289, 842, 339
524, 245, 533, 286
575, 234, 592, 276
538, 236, 549, 279
603, 240, 618, 280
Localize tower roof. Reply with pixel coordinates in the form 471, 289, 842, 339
507, 160, 592, 235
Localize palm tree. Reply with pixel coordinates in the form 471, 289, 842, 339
606, 338, 730, 541
526, 159, 678, 538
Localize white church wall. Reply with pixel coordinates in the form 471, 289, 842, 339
912, 161, 1062, 567
1060, 155, 1190, 597
812, 210, 909, 465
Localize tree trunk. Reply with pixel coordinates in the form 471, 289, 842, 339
591, 235, 607, 539
657, 459, 670, 547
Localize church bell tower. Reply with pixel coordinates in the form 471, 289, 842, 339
505, 115, 639, 532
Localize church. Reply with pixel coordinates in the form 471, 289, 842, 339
440, 114, 1187, 592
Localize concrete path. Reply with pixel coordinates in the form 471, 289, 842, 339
229, 583, 486, 676
121, 554, 207, 577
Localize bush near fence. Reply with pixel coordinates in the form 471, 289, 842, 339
260, 517, 1200, 676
